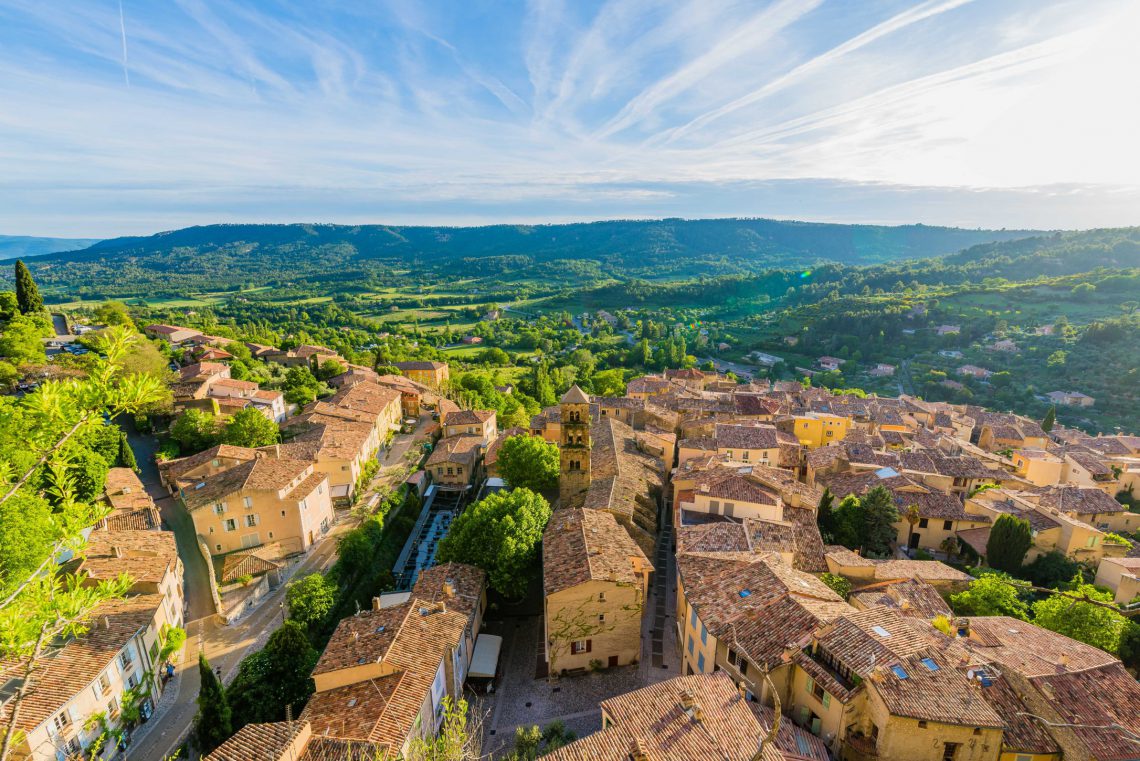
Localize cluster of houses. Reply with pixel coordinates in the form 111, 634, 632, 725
0, 469, 186, 760
12, 336, 1140, 761
525, 370, 1140, 760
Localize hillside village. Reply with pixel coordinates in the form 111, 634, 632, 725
3, 313, 1140, 761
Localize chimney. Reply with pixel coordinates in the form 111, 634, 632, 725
352, 631, 359, 641
372, 596, 382, 611
954, 617, 970, 639
443, 579, 456, 598
629, 739, 651, 761
102, 616, 111, 630
275, 443, 281, 458
111, 546, 124, 559
1059, 652, 1070, 669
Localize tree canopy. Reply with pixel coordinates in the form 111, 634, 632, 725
221, 407, 280, 448
986, 514, 1032, 573
949, 573, 1030, 619
496, 434, 559, 492
438, 488, 552, 598
14, 261, 43, 315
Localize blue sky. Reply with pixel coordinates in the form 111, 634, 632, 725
1, 0, 1138, 237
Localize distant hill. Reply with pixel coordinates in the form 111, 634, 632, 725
24, 218, 1039, 298
0, 235, 100, 260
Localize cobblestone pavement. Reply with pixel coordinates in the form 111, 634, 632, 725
480, 564, 680, 758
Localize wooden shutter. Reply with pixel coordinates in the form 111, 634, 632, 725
586, 639, 592, 653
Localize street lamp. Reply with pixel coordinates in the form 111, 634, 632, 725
279, 600, 285, 624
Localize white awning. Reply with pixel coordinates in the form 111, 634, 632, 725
467, 634, 503, 680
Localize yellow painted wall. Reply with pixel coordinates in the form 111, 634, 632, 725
546, 578, 645, 674
191, 475, 333, 556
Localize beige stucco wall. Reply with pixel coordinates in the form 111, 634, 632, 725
546, 578, 645, 674
1095, 559, 1140, 604
191, 475, 333, 556
859, 686, 1002, 761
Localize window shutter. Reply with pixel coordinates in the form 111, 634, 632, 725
586, 639, 592, 653
805, 676, 814, 694
823, 692, 831, 708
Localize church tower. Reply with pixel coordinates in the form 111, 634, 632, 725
559, 384, 592, 506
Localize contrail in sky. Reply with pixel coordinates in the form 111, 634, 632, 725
118, 0, 130, 86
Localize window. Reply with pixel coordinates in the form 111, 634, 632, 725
727, 649, 738, 666
281, 510, 286, 517
918, 518, 929, 528
108, 696, 120, 719
211, 459, 220, 467
570, 639, 590, 655
95, 674, 111, 697
224, 519, 236, 532
216, 544, 222, 551
697, 652, 705, 671
972, 728, 982, 736
700, 623, 707, 645
688, 637, 694, 656
943, 520, 954, 531
245, 514, 258, 528
456, 467, 463, 475
598, 592, 606, 602
127, 673, 138, 689
739, 659, 748, 676
119, 649, 133, 671
918, 720, 928, 729
725, 450, 733, 459
447, 467, 454, 475
742, 450, 750, 460
826, 430, 834, 437
709, 500, 720, 512
598, 614, 605, 623
243, 496, 253, 509
690, 608, 698, 629
942, 742, 959, 761
890, 665, 909, 679
214, 503, 225, 515
51, 711, 71, 734
920, 658, 939, 671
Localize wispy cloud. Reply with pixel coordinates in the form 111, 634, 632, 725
0, 0, 1136, 236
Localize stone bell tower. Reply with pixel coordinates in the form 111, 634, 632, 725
559, 384, 592, 506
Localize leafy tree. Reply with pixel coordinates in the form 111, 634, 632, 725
92, 301, 134, 328
949, 573, 1029, 619
227, 621, 318, 731
1032, 580, 1127, 654
170, 409, 222, 454
816, 488, 835, 541
1041, 405, 1056, 433
0, 362, 18, 393
497, 435, 559, 492
14, 261, 43, 314
590, 368, 625, 397
860, 486, 898, 557
830, 494, 864, 550
820, 572, 851, 599
286, 572, 337, 635
438, 488, 551, 599
193, 652, 233, 754
117, 432, 139, 471
406, 696, 479, 760
221, 408, 279, 448
0, 316, 48, 365
986, 514, 1032, 573
282, 365, 322, 405
1118, 622, 1140, 672
478, 347, 510, 366
316, 358, 346, 381
0, 293, 17, 321
1020, 550, 1079, 589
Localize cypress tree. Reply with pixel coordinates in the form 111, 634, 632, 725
117, 431, 139, 472
987, 514, 1033, 573
816, 488, 835, 540
861, 486, 899, 558
14, 260, 43, 314
1042, 405, 1056, 433
193, 652, 233, 754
